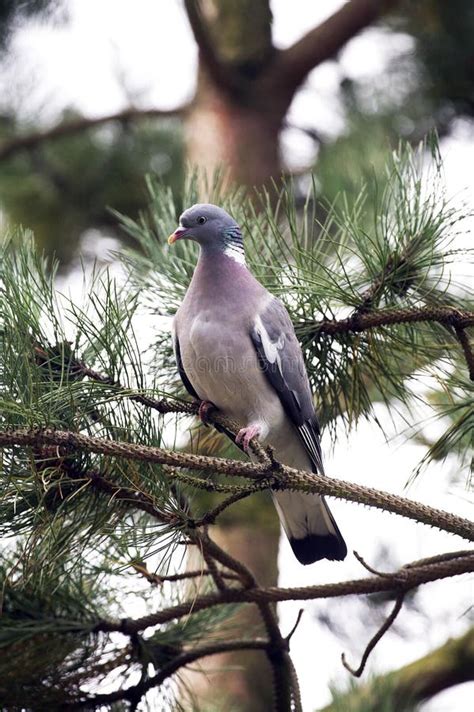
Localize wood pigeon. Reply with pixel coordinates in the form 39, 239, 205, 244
168, 204, 347, 565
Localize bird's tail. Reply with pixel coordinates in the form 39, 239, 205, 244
272, 491, 347, 565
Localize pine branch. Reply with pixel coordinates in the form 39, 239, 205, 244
1, 427, 472, 541
0, 106, 186, 164
310, 306, 474, 380
312, 306, 474, 335
29, 430, 469, 710
95, 551, 474, 634
275, 0, 399, 93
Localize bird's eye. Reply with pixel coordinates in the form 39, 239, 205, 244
197, 216, 207, 225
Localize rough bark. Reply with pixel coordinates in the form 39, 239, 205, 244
185, 0, 284, 192
186, 69, 283, 191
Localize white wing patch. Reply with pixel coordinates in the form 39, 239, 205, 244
254, 314, 285, 365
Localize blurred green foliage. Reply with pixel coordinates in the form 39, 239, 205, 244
0, 114, 183, 261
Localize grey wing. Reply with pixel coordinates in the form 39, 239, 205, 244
172, 322, 200, 400
250, 297, 324, 474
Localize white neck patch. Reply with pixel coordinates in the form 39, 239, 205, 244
224, 244, 246, 265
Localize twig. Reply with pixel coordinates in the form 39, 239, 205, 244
285, 609, 304, 643
130, 563, 239, 585
353, 550, 404, 580
342, 593, 405, 677
196, 528, 228, 591
196, 529, 256, 590
164, 467, 254, 493
195, 488, 259, 525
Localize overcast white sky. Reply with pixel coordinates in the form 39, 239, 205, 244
2, 2, 473, 710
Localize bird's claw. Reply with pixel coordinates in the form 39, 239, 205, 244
235, 424, 262, 452
198, 400, 216, 424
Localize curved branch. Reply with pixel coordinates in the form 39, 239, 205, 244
0, 106, 186, 164
1, 428, 472, 541
276, 0, 399, 93
74, 638, 270, 708
341, 592, 405, 677
455, 326, 474, 380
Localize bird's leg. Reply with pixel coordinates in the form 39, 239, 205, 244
235, 423, 262, 452
198, 400, 216, 424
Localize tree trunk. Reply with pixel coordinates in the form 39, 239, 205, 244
184, 0, 287, 192
184, 511, 280, 712
185, 71, 283, 190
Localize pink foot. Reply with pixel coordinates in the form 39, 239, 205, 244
198, 400, 216, 424
235, 424, 262, 452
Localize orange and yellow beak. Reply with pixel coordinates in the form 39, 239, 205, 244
167, 226, 188, 245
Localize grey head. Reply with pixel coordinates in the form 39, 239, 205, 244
168, 203, 245, 263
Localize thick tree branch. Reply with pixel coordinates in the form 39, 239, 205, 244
1, 427, 472, 541
0, 106, 186, 164
276, 0, 399, 92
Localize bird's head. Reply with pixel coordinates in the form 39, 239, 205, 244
168, 203, 245, 262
